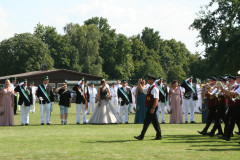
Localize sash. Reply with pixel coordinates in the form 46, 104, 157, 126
39, 85, 51, 103
155, 83, 165, 96
186, 81, 196, 93
20, 86, 31, 103
119, 88, 130, 103
78, 87, 88, 109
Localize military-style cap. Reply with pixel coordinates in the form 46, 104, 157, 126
12, 77, 17, 81
112, 82, 116, 85
218, 76, 227, 82
80, 77, 85, 81
23, 78, 28, 83
121, 80, 127, 83
209, 76, 217, 81
228, 75, 236, 80
42, 76, 49, 81
147, 75, 157, 80
30, 81, 34, 84
189, 76, 193, 79
90, 82, 94, 85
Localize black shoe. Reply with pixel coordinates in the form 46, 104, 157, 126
41, 123, 44, 125
162, 122, 165, 124
185, 121, 188, 123
47, 123, 50, 125
235, 131, 240, 135
134, 136, 143, 140
152, 137, 162, 140
76, 122, 80, 125
198, 131, 207, 135
125, 122, 129, 124
207, 132, 214, 137
21, 123, 24, 126
25, 123, 29, 126
216, 132, 223, 136
83, 122, 86, 124
191, 121, 195, 123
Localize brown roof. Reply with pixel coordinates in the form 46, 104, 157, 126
0, 69, 103, 80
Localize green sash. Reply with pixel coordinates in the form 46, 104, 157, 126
186, 81, 196, 93
119, 88, 130, 103
20, 86, 31, 102
39, 85, 51, 103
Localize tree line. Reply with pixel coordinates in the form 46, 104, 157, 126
0, 0, 239, 83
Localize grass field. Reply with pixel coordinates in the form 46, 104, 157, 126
0, 104, 240, 160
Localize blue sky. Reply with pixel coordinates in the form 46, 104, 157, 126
0, 0, 210, 54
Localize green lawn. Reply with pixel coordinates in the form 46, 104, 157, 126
0, 104, 239, 160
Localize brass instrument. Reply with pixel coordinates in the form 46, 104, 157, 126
232, 95, 240, 102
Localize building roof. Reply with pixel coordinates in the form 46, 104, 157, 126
0, 69, 103, 80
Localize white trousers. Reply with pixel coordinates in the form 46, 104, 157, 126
87, 98, 96, 113
76, 104, 86, 123
111, 97, 119, 114
184, 98, 196, 122
30, 97, 36, 113
40, 103, 51, 124
120, 104, 128, 123
21, 104, 30, 124
157, 102, 165, 122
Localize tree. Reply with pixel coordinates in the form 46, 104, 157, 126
190, 0, 240, 76
64, 23, 103, 76
34, 23, 80, 71
0, 33, 54, 76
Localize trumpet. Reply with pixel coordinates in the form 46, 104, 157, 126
232, 95, 240, 102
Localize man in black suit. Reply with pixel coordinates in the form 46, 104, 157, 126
181, 76, 198, 123
73, 77, 90, 124
156, 78, 168, 123
14, 79, 32, 125
118, 80, 132, 124
37, 76, 55, 125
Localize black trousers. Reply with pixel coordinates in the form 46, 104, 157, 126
203, 106, 216, 132
210, 105, 227, 134
14, 95, 18, 114
140, 106, 161, 138
225, 106, 240, 138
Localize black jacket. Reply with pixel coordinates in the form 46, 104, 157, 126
73, 84, 89, 104
14, 85, 33, 106
37, 84, 55, 104
157, 83, 168, 103
117, 87, 132, 105
180, 81, 198, 100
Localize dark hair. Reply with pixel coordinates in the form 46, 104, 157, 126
62, 82, 67, 86
171, 80, 178, 85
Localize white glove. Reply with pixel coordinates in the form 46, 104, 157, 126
78, 80, 82, 86
19, 82, 24, 86
39, 97, 43, 101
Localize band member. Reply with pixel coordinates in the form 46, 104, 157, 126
37, 76, 54, 125
118, 80, 132, 124
87, 83, 97, 114
198, 76, 218, 135
110, 82, 119, 114
220, 76, 240, 141
30, 81, 37, 113
155, 78, 168, 123
207, 76, 228, 136
134, 75, 162, 140
56, 83, 72, 125
14, 79, 32, 125
181, 76, 198, 123
73, 78, 89, 124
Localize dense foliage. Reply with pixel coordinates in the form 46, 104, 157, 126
3, 6, 236, 83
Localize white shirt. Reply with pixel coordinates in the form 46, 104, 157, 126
142, 84, 159, 99
110, 86, 118, 98
31, 86, 38, 98
89, 87, 97, 98
115, 84, 122, 88
234, 84, 240, 95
